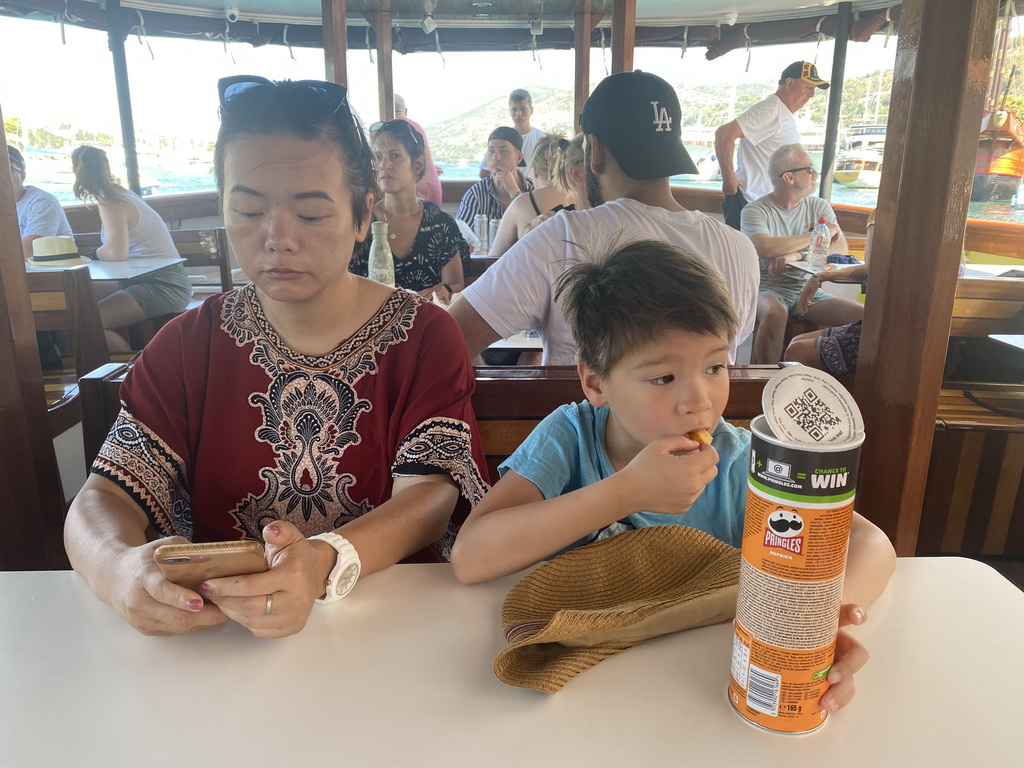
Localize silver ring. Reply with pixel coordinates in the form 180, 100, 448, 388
264, 593, 273, 616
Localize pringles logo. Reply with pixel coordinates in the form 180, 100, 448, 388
764, 509, 804, 554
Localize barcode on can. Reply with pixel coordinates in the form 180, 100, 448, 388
746, 664, 781, 717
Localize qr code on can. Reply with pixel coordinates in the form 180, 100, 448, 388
783, 388, 842, 441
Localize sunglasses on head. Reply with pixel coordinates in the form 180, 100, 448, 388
779, 165, 817, 177
218, 75, 350, 121
369, 120, 421, 146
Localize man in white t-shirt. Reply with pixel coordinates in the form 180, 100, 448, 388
479, 89, 544, 183
449, 71, 760, 366
715, 61, 829, 230
9, 145, 74, 258
740, 144, 864, 364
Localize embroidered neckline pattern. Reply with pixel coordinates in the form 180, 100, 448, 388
221, 284, 417, 382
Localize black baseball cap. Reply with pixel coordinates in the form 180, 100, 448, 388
7, 146, 25, 171
488, 126, 524, 152
781, 61, 829, 90
579, 71, 698, 180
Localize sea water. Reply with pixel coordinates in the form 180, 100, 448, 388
30, 155, 1024, 225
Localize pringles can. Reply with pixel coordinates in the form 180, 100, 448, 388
728, 366, 864, 734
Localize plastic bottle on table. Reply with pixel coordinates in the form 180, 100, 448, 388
808, 216, 830, 269
368, 220, 395, 287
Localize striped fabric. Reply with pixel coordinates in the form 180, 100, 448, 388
456, 174, 532, 226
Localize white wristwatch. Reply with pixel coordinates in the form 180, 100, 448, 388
308, 532, 361, 604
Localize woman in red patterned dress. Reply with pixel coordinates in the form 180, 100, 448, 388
65, 77, 487, 639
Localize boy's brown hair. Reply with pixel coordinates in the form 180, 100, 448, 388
555, 239, 739, 376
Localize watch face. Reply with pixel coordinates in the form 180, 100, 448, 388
334, 562, 360, 598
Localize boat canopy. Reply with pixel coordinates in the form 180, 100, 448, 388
0, 0, 905, 57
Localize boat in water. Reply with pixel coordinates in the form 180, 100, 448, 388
833, 124, 886, 188
972, 109, 1024, 201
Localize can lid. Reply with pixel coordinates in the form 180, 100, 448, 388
762, 366, 863, 445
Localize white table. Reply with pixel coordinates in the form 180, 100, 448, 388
488, 330, 543, 351
27, 256, 185, 282
787, 259, 865, 278
990, 334, 1024, 353
1, 557, 1020, 767
786, 259, 864, 303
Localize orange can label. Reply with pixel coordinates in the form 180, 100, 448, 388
727, 415, 861, 734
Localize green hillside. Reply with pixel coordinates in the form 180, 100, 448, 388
423, 71, 892, 165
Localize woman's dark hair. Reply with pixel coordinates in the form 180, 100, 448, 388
555, 239, 739, 376
213, 79, 374, 233
370, 120, 426, 182
71, 145, 128, 203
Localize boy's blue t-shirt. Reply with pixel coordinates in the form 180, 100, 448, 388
499, 401, 750, 556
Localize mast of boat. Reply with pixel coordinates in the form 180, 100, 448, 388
1000, 63, 1018, 111
989, 0, 1014, 112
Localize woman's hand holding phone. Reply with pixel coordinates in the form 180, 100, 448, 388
107, 536, 230, 637
191, 521, 337, 639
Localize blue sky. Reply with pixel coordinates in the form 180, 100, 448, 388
0, 14, 905, 141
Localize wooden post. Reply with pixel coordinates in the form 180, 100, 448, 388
363, 10, 395, 121
0, 116, 71, 570
575, 10, 600, 131
853, 0, 1000, 555
322, 0, 348, 85
611, 0, 636, 74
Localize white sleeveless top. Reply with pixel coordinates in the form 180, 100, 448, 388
102, 190, 178, 260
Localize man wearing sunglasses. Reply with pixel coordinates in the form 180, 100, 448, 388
715, 61, 829, 230
740, 144, 864, 364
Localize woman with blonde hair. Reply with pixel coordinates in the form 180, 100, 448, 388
71, 145, 192, 352
488, 132, 584, 258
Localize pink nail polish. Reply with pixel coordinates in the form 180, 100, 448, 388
187, 599, 203, 611
199, 582, 210, 593
270, 525, 281, 537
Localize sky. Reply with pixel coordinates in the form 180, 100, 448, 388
0, 14, 906, 143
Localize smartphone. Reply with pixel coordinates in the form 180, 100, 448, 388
153, 540, 269, 592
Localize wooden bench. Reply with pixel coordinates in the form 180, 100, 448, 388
27, 266, 110, 436
920, 276, 1024, 557
466, 255, 497, 286
75, 227, 232, 347
80, 363, 783, 479
473, 365, 781, 480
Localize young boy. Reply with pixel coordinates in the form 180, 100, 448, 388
450, 240, 895, 711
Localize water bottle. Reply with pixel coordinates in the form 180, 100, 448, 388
368, 220, 395, 287
474, 213, 489, 255
808, 216, 830, 269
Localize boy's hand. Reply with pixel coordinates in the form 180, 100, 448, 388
820, 604, 869, 712
619, 434, 719, 515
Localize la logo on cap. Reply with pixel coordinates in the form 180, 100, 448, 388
650, 101, 672, 132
